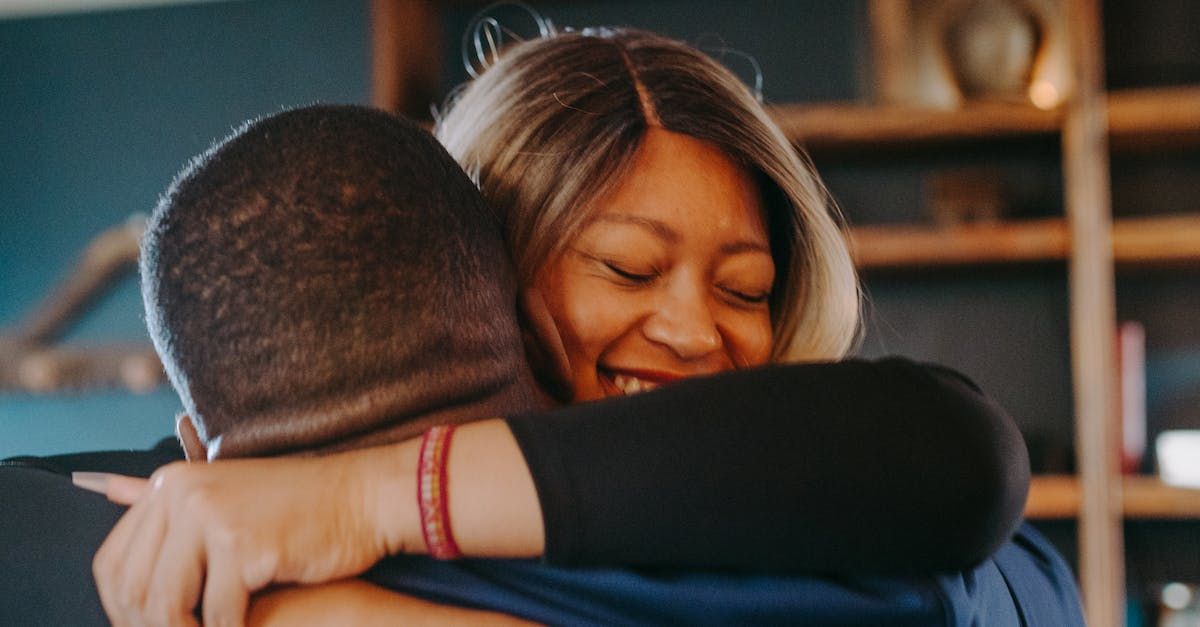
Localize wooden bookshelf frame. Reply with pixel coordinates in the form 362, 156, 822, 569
1027, 475, 1200, 520
770, 86, 1200, 152
1108, 86, 1200, 149
847, 219, 1070, 268
844, 215, 1200, 269
770, 101, 1062, 148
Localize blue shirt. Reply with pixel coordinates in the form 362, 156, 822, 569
365, 524, 1083, 626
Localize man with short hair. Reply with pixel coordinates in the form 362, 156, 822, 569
140, 105, 546, 461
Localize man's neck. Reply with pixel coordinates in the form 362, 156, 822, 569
221, 365, 553, 459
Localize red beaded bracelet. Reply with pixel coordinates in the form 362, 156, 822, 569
417, 424, 462, 559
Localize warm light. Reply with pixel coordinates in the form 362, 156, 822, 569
1028, 80, 1061, 110
1162, 582, 1193, 610
1158, 430, 1200, 488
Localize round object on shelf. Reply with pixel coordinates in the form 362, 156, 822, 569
942, 0, 1044, 101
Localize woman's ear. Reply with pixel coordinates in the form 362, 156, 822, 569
175, 413, 208, 462
519, 287, 573, 402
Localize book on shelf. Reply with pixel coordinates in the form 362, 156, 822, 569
1116, 320, 1147, 475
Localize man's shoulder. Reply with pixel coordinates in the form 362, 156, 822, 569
992, 523, 1086, 627
0, 439, 182, 627
0, 464, 126, 626
366, 556, 948, 626
365, 525, 1084, 627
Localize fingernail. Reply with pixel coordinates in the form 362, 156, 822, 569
72, 471, 111, 495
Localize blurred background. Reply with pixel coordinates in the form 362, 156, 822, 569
0, 0, 371, 454
2, 1, 1198, 625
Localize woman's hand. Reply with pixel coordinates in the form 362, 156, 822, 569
88, 419, 542, 627
91, 443, 422, 627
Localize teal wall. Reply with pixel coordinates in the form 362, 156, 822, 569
0, 0, 369, 457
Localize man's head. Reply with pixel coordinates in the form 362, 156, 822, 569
141, 105, 541, 460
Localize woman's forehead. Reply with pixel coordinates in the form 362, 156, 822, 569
581, 128, 768, 242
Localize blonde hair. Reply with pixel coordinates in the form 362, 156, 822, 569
436, 27, 860, 362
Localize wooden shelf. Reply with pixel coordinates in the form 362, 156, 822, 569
1026, 475, 1200, 520
1108, 86, 1200, 149
847, 218, 1068, 269
845, 215, 1200, 269
772, 86, 1200, 151
771, 101, 1062, 149
1113, 214, 1200, 265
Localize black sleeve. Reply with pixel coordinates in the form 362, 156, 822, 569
0, 466, 126, 626
505, 357, 1030, 575
1, 436, 185, 478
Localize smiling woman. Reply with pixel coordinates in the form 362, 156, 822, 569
534, 128, 776, 401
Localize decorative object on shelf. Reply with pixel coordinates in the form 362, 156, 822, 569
1159, 582, 1200, 626
868, 0, 1070, 110
1116, 321, 1147, 474
941, 0, 1043, 101
0, 215, 165, 395
923, 166, 1010, 226
1157, 430, 1200, 489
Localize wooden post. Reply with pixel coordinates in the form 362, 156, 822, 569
370, 0, 441, 119
1062, 0, 1124, 625
867, 0, 912, 105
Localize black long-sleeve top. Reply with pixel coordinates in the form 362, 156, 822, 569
506, 357, 1030, 575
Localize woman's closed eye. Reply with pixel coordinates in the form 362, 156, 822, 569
720, 285, 771, 308
603, 260, 658, 284
576, 249, 659, 285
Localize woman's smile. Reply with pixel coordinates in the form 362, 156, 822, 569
599, 366, 685, 396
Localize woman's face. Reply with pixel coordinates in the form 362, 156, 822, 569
532, 128, 775, 402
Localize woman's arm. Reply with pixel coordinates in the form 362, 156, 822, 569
246, 579, 536, 627
508, 357, 1029, 573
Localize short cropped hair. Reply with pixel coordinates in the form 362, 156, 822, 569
141, 105, 534, 458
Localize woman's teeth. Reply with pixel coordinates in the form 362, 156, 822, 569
611, 373, 660, 395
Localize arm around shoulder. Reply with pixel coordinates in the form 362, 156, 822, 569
503, 357, 1030, 574
902, 360, 1031, 569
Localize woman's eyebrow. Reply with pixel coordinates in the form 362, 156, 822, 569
720, 240, 772, 256
594, 213, 770, 255
595, 213, 679, 243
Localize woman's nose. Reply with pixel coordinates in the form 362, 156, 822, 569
641, 287, 723, 360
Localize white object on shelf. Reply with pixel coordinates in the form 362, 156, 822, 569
1157, 430, 1200, 489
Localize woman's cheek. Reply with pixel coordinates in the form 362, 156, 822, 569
557, 279, 636, 352
731, 314, 774, 367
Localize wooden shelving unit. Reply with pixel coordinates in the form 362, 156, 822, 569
844, 215, 1200, 269
770, 86, 1200, 152
1112, 215, 1200, 265
770, 101, 1062, 149
801, 3, 1200, 625
847, 219, 1070, 268
1108, 86, 1200, 149
1027, 475, 1200, 520
769, 12, 1200, 623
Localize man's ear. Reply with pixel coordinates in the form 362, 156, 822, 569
175, 413, 208, 462
519, 287, 573, 402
